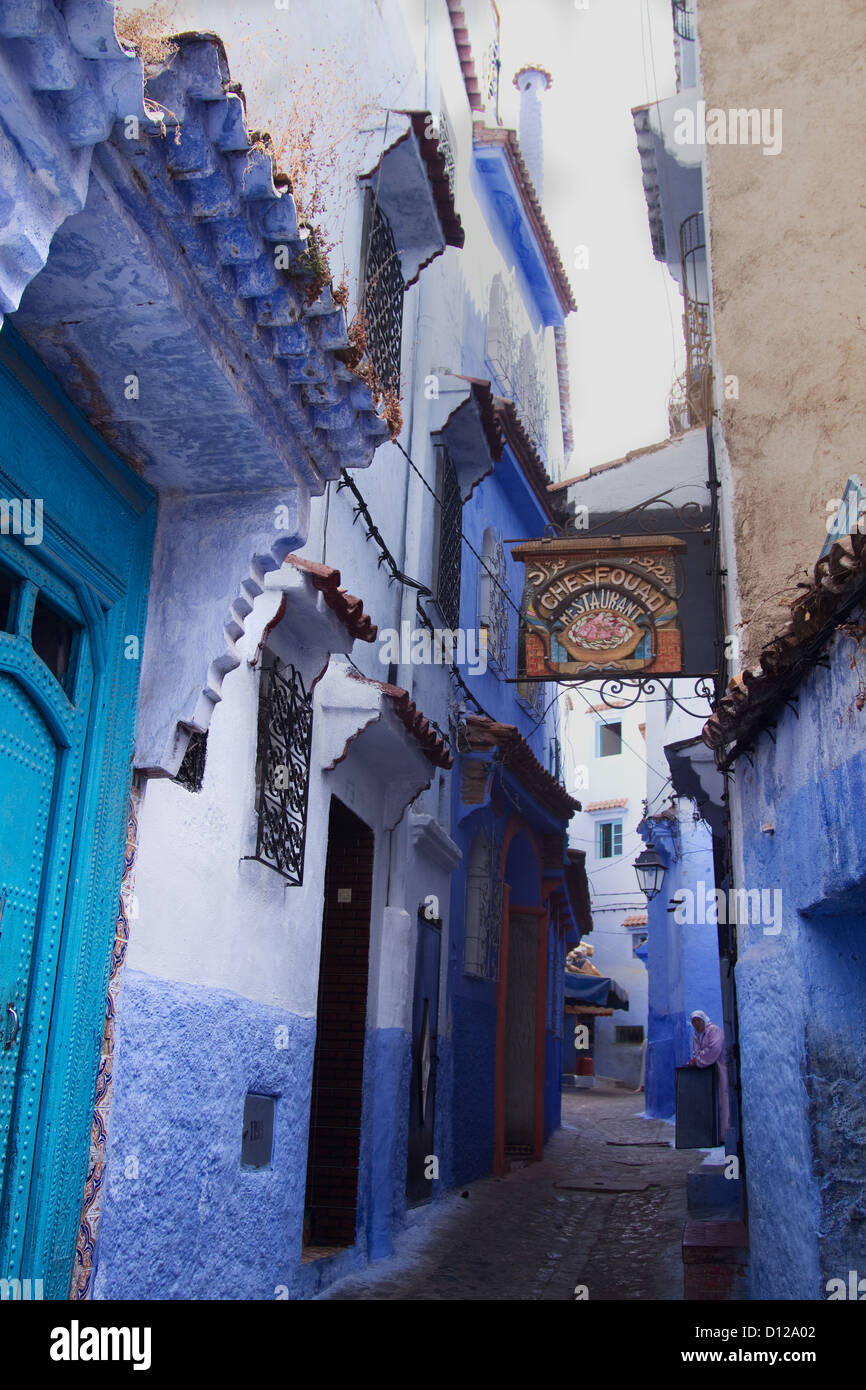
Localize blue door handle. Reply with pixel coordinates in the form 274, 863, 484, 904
3, 1003, 19, 1052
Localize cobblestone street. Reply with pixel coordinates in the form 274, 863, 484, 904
323, 1084, 700, 1300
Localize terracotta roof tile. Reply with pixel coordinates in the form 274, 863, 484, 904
284, 555, 377, 643
584, 798, 629, 812
440, 380, 560, 515
462, 714, 580, 821
491, 396, 557, 513
702, 530, 866, 761
408, 112, 465, 251
622, 912, 648, 928
472, 125, 577, 316
346, 670, 453, 768
445, 1, 484, 112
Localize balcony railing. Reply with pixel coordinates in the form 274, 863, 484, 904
672, 1, 695, 41
675, 211, 712, 426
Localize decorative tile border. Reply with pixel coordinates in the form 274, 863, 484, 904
69, 779, 142, 1300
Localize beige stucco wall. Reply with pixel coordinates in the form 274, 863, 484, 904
698, 0, 866, 665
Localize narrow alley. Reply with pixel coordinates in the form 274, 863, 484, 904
323, 1086, 697, 1301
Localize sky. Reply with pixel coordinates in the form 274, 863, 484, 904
496, 0, 686, 476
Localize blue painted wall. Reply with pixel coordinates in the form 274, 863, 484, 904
451, 993, 498, 1184
445, 426, 570, 1184
728, 631, 866, 1299
95, 971, 414, 1299
640, 814, 722, 1122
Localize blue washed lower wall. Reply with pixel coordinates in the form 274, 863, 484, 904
733, 640, 866, 1299
544, 1032, 561, 1139
452, 995, 496, 1185
433, 1032, 455, 1193
294, 1025, 412, 1300
94, 971, 414, 1299
93, 970, 315, 1300
358, 1025, 412, 1262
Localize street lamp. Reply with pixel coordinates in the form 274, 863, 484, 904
634, 840, 666, 902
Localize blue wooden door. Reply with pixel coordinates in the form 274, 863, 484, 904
0, 328, 155, 1295
0, 545, 92, 1278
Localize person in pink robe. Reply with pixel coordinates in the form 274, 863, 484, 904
687, 1010, 729, 1140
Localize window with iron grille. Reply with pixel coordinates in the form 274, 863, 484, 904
549, 735, 562, 782
482, 1, 501, 121
672, 1, 695, 41
435, 108, 456, 201
173, 727, 207, 793
597, 820, 623, 859
434, 448, 462, 630
479, 528, 508, 669
464, 829, 503, 981
252, 651, 314, 884
518, 676, 545, 711
361, 194, 404, 396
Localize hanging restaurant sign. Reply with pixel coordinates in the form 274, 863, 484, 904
511, 535, 688, 678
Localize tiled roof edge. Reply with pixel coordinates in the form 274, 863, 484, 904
284, 555, 378, 642
702, 530, 866, 756
463, 714, 580, 820
346, 670, 453, 768
473, 125, 577, 316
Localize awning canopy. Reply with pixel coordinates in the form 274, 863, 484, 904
565, 971, 629, 1012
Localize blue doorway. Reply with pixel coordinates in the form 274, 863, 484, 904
0, 330, 155, 1295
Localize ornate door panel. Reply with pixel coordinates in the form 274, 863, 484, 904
0, 329, 155, 1295
0, 550, 92, 1280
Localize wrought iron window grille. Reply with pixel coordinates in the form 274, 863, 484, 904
434, 448, 463, 631
487, 279, 549, 455
435, 108, 457, 202
679, 211, 712, 427
549, 735, 562, 782
173, 727, 207, 793
251, 651, 314, 884
672, 1, 695, 42
464, 828, 504, 981
517, 675, 545, 711
479, 532, 509, 669
360, 195, 404, 398
482, 1, 502, 122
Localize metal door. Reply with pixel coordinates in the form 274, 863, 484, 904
406, 913, 441, 1205
0, 541, 92, 1279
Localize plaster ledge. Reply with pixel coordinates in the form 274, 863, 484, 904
410, 813, 462, 870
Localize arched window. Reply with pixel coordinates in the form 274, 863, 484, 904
479, 527, 508, 669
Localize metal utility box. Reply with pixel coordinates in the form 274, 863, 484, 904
675, 1064, 719, 1148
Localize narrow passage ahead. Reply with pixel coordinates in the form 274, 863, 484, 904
323, 1084, 698, 1300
